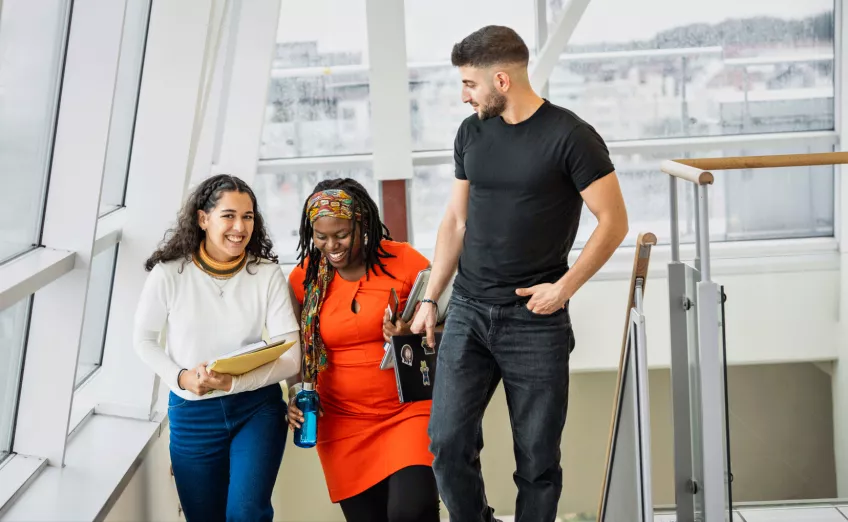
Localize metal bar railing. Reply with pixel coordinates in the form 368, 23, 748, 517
669, 177, 680, 262
661, 150, 848, 522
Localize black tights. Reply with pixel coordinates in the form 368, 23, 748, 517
338, 465, 440, 522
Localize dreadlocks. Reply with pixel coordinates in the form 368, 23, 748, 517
296, 178, 396, 289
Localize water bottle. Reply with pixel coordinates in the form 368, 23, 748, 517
293, 382, 318, 448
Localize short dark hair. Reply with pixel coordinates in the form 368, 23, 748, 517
451, 25, 530, 68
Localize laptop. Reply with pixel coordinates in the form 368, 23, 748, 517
390, 333, 441, 403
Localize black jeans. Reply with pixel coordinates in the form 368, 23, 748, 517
428, 293, 575, 522
338, 465, 440, 522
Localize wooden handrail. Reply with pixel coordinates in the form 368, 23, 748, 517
597, 231, 657, 521
674, 151, 848, 171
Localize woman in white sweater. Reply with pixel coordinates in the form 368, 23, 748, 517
134, 174, 301, 522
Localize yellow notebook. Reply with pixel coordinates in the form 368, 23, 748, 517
206, 339, 297, 376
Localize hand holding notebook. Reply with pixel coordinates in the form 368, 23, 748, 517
206, 338, 297, 376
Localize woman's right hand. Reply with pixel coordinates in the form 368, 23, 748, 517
178, 364, 211, 396
287, 396, 304, 431
287, 391, 323, 431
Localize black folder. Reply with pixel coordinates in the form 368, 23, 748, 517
390, 333, 441, 403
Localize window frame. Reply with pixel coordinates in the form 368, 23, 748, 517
0, 0, 139, 502
98, 0, 153, 216
0, 1, 73, 265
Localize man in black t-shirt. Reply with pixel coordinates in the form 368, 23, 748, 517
411, 25, 628, 522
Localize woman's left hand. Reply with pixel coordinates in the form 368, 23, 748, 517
383, 307, 411, 342
197, 364, 233, 393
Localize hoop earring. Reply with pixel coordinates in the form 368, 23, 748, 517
364, 233, 368, 246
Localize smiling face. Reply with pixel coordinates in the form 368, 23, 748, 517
312, 216, 362, 270
459, 65, 508, 120
197, 190, 254, 262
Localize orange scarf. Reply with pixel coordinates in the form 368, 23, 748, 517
192, 240, 247, 279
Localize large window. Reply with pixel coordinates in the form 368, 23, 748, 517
75, 244, 120, 388
253, 169, 377, 261
99, 0, 152, 216
260, 0, 370, 159
0, 298, 32, 461
262, 0, 837, 252
547, 0, 834, 141
0, 1, 71, 262
405, 0, 537, 151
411, 141, 834, 251
578, 144, 834, 247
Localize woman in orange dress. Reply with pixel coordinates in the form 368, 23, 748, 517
286, 178, 439, 522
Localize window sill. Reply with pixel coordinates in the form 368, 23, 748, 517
0, 454, 47, 519
0, 247, 75, 310
0, 412, 167, 521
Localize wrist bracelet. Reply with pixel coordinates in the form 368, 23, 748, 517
421, 298, 439, 316
177, 368, 187, 390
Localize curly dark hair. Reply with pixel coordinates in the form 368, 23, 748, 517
451, 25, 530, 68
144, 174, 277, 272
296, 178, 395, 288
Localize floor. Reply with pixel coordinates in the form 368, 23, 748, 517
654, 505, 848, 522
442, 504, 848, 521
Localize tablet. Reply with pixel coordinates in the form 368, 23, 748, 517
400, 268, 455, 324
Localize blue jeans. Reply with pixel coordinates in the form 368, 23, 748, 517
168, 384, 288, 522
429, 294, 575, 522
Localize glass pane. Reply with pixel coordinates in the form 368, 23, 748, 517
261, 0, 369, 159
275, 0, 366, 69
0, 298, 32, 459
719, 286, 734, 519
548, 0, 834, 140
75, 244, 119, 388
99, 0, 151, 216
261, 73, 371, 158
601, 336, 642, 521
253, 169, 377, 262
575, 142, 834, 248
406, 0, 537, 151
412, 142, 834, 252
0, 1, 71, 262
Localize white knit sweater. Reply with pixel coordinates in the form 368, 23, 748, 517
133, 257, 301, 400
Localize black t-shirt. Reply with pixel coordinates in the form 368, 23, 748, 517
452, 99, 615, 304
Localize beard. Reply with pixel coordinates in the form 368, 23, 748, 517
477, 90, 507, 120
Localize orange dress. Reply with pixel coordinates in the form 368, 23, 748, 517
288, 240, 433, 502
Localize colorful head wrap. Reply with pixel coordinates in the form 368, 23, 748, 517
301, 189, 359, 382
307, 189, 357, 223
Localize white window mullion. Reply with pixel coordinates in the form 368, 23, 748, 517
365, 0, 413, 183
13, 0, 128, 467
212, 0, 282, 185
